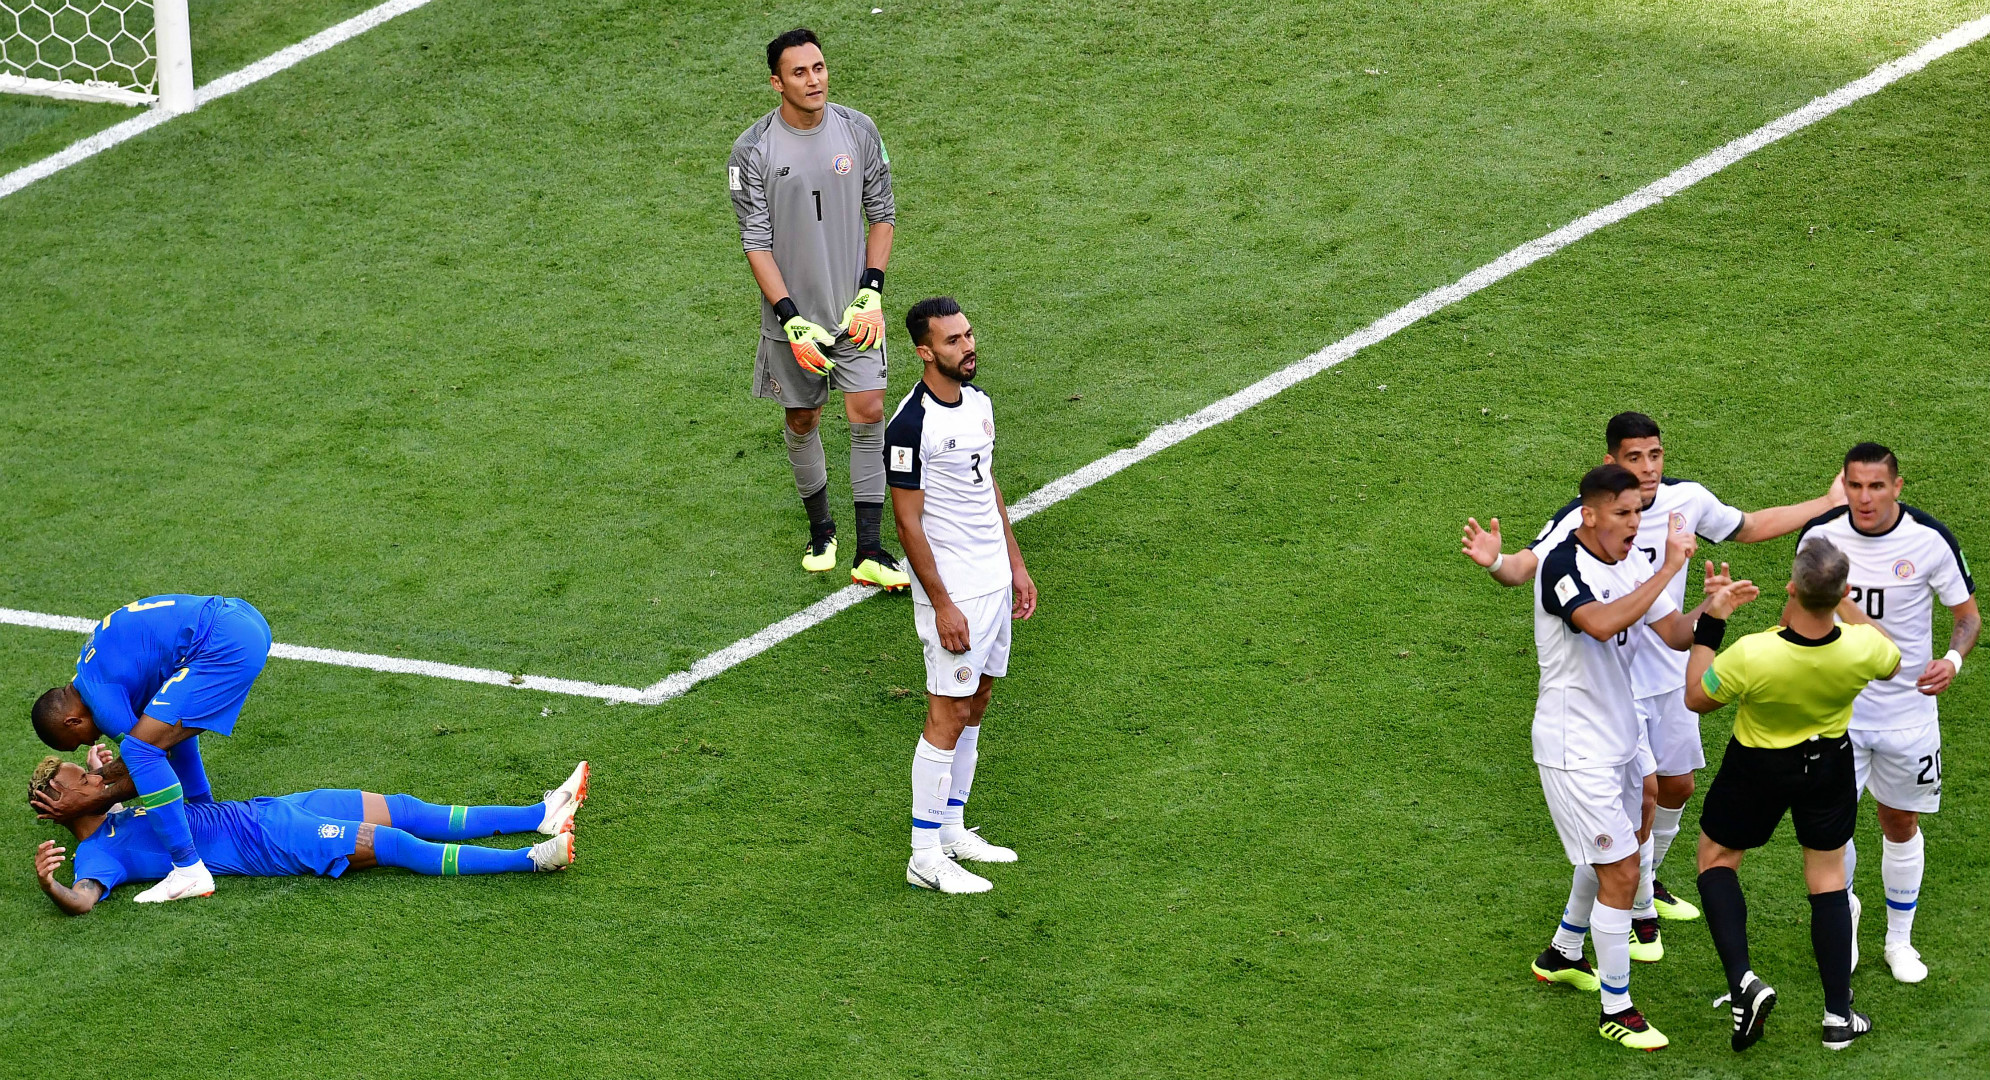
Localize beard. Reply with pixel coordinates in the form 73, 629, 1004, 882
941, 352, 978, 383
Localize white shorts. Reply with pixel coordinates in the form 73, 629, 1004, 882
915, 590, 1012, 698
1636, 691, 1706, 777
1539, 761, 1644, 867
1853, 722, 1942, 814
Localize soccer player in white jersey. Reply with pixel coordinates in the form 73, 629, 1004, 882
1523, 464, 1751, 1050
885, 297, 1038, 895
1463, 412, 1842, 956
1797, 442, 1978, 983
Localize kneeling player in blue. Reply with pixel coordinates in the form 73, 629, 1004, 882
30, 595, 274, 903
29, 758, 590, 915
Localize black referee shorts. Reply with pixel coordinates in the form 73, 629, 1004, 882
1700, 735, 1858, 851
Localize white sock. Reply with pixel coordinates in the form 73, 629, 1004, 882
1632, 837, 1657, 920
939, 724, 980, 844
1592, 903, 1633, 1012
910, 738, 953, 862
1650, 804, 1684, 875
1554, 865, 1600, 959
1843, 837, 1858, 889
1882, 831, 1924, 948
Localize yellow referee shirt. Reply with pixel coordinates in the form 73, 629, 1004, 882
1702, 624, 1901, 749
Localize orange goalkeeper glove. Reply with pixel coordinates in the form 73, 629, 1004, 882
838, 269, 886, 350
775, 297, 837, 374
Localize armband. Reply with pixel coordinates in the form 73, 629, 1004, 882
1945, 649, 1964, 675
859, 267, 884, 293
1693, 615, 1727, 650
1487, 553, 1504, 576
772, 297, 800, 322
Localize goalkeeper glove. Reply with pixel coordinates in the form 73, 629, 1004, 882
838, 268, 887, 350
775, 297, 837, 374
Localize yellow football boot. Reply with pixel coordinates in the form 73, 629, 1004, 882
851, 549, 910, 591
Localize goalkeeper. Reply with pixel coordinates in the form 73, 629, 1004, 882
28, 755, 590, 915
728, 27, 908, 590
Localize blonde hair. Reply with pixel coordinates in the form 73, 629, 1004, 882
28, 754, 63, 805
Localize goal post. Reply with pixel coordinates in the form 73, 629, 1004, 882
0, 0, 194, 112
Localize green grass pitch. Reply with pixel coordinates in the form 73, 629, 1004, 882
4, 1, 1989, 1075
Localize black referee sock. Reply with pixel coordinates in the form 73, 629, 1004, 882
1698, 866, 1754, 995
1809, 888, 1855, 1018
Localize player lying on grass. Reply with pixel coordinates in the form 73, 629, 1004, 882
31, 594, 275, 903
28, 757, 589, 914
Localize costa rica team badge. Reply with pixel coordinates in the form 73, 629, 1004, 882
831, 153, 853, 175
1893, 559, 1915, 579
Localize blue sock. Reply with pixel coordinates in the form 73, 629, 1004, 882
383, 794, 544, 840
123, 736, 199, 866
369, 827, 536, 875
168, 738, 213, 804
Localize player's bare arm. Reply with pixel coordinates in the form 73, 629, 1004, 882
1568, 525, 1695, 641
1726, 473, 1848, 543
1461, 516, 1540, 586
991, 478, 1036, 620
891, 485, 971, 652
34, 841, 105, 916
1917, 595, 1979, 695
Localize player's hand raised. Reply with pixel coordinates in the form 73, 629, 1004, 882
1461, 517, 1503, 568
85, 741, 114, 772
783, 316, 838, 374
1702, 560, 1733, 596
1706, 579, 1759, 619
34, 840, 67, 890
1663, 514, 1697, 569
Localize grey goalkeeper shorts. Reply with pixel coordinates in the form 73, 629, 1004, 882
753, 334, 887, 409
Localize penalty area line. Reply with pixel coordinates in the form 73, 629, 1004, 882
0, 0, 441, 202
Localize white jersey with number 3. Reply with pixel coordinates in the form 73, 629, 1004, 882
1532, 531, 1678, 769
1798, 505, 1975, 731
885, 381, 1011, 606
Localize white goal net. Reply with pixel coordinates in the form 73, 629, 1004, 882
0, 0, 191, 109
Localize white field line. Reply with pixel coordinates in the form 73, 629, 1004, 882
4, 16, 1986, 704
0, 0, 438, 202
0, 608, 648, 703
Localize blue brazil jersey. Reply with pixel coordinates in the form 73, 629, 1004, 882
72, 595, 272, 737
70, 794, 360, 893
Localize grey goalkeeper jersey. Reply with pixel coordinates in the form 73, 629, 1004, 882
729, 104, 896, 341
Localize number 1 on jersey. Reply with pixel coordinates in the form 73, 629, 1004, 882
813, 190, 822, 221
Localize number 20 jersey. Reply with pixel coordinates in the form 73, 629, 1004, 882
885, 381, 1011, 606
1798, 505, 1974, 731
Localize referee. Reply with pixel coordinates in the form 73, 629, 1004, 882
1685, 537, 1901, 1053
728, 28, 909, 590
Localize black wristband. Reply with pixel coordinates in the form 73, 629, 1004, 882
1693, 615, 1727, 650
772, 297, 800, 323
859, 267, 884, 293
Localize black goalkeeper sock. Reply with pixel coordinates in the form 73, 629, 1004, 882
802, 486, 835, 541
1809, 889, 1854, 1018
1698, 866, 1754, 995
855, 501, 884, 555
